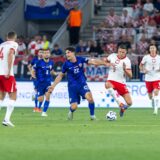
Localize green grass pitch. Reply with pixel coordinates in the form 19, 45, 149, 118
0, 107, 160, 160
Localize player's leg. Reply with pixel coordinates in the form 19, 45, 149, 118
2, 76, 17, 127
68, 102, 78, 120
67, 86, 79, 120
145, 81, 155, 114
152, 88, 159, 115
41, 91, 51, 116
0, 92, 6, 110
0, 77, 6, 110
85, 92, 96, 120
152, 81, 160, 115
3, 91, 16, 127
105, 81, 121, 106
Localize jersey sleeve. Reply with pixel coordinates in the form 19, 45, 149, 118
80, 57, 89, 64
125, 58, 131, 69
107, 54, 112, 62
141, 56, 147, 65
62, 62, 67, 73
11, 42, 18, 54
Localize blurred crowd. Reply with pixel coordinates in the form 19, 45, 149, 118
8, 0, 160, 80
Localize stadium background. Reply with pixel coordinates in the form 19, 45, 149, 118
0, 0, 159, 108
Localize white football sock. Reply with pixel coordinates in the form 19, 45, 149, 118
0, 100, 3, 109
4, 100, 15, 121
108, 88, 120, 105
153, 96, 159, 114
151, 99, 154, 108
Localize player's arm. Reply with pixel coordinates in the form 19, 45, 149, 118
123, 62, 132, 78
49, 72, 65, 92
6, 48, 15, 78
51, 70, 59, 76
88, 58, 111, 67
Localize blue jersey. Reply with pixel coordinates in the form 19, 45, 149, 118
30, 56, 39, 66
34, 59, 54, 83
62, 56, 89, 86
30, 56, 39, 89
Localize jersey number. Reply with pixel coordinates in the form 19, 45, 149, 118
0, 48, 4, 60
74, 68, 79, 74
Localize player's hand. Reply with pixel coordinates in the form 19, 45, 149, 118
31, 70, 36, 79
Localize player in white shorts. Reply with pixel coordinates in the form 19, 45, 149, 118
105, 44, 133, 117
139, 44, 160, 115
0, 31, 18, 127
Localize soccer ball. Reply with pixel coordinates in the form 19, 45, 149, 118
106, 111, 117, 121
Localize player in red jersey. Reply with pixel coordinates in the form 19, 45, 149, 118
0, 31, 18, 127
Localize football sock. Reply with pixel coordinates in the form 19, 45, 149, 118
38, 101, 43, 109
151, 99, 155, 108
4, 100, 15, 121
0, 100, 3, 109
43, 101, 50, 112
35, 94, 38, 108
153, 96, 159, 113
108, 88, 120, 105
89, 103, 95, 116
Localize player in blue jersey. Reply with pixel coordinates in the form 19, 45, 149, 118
49, 47, 109, 120
28, 49, 43, 112
31, 49, 57, 116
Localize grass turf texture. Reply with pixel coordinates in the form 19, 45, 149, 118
0, 108, 160, 160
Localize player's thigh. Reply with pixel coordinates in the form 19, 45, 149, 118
122, 93, 132, 106
105, 81, 114, 89
85, 92, 94, 103
68, 86, 80, 104
0, 91, 6, 100
8, 91, 17, 100
153, 88, 159, 96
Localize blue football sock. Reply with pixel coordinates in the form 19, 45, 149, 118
35, 94, 38, 108
43, 101, 50, 112
89, 103, 95, 116
38, 101, 43, 109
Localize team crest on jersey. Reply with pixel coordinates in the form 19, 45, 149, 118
79, 63, 82, 67
152, 58, 156, 63
115, 59, 120, 64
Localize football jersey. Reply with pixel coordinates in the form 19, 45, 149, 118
107, 53, 131, 84
62, 56, 89, 86
34, 59, 54, 83
141, 54, 160, 81
0, 41, 18, 76
30, 56, 39, 66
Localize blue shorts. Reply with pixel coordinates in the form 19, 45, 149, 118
68, 83, 90, 104
37, 81, 51, 97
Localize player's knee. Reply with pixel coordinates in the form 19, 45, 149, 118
127, 101, 132, 106
71, 104, 78, 110
87, 97, 94, 103
38, 96, 44, 102
105, 82, 112, 89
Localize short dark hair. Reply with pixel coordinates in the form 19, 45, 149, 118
65, 46, 75, 53
7, 31, 17, 39
118, 44, 128, 50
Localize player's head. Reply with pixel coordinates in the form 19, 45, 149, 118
117, 44, 127, 59
65, 47, 76, 60
38, 49, 43, 58
42, 49, 51, 60
148, 44, 158, 56
6, 31, 17, 41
